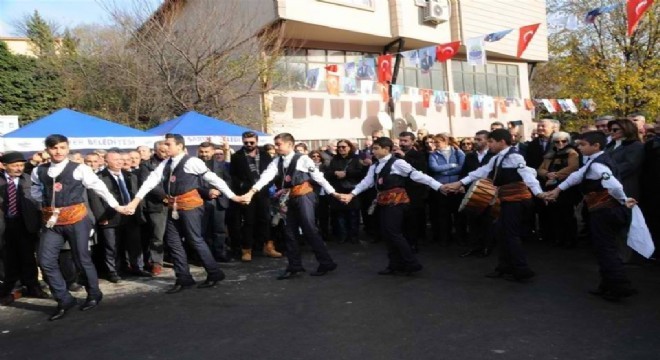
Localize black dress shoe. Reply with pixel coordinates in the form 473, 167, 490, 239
198, 272, 225, 288
476, 248, 492, 258
165, 283, 194, 294
80, 294, 103, 311
68, 282, 83, 292
107, 273, 121, 283
276, 269, 304, 280
310, 263, 337, 277
49, 300, 78, 321
129, 269, 154, 278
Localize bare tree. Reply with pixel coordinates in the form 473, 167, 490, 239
102, 0, 289, 130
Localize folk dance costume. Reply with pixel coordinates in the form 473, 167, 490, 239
351, 155, 441, 274
136, 154, 237, 289
459, 147, 542, 281
31, 160, 120, 315
252, 152, 337, 277
556, 151, 637, 300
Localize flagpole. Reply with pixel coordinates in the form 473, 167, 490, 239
444, 61, 454, 135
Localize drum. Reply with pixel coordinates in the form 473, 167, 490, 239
458, 179, 498, 215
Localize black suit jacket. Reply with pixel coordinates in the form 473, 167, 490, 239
460, 151, 495, 178
88, 168, 140, 228
397, 148, 429, 205
605, 140, 645, 199
230, 148, 272, 195
199, 159, 232, 209
0, 172, 41, 235
525, 137, 552, 172
138, 155, 167, 213
513, 142, 528, 158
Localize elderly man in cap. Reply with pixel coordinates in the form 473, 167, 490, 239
0, 152, 48, 306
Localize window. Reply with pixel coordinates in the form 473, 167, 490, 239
275, 48, 448, 93
276, 48, 378, 92
452, 60, 520, 98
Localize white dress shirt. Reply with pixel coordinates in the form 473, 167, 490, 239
476, 149, 488, 164
5, 173, 19, 187
135, 153, 235, 200
351, 154, 441, 196
459, 147, 542, 195
252, 152, 336, 194
557, 151, 627, 202
30, 159, 120, 208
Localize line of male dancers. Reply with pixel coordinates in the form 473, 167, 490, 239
19, 129, 643, 321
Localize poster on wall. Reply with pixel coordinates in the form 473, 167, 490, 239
466, 36, 486, 66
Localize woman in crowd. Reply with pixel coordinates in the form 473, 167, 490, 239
428, 133, 465, 245
537, 131, 581, 247
459, 137, 474, 154
605, 119, 644, 200
325, 140, 363, 244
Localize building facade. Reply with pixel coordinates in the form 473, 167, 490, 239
167, 0, 548, 142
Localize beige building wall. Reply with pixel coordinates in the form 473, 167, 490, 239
1, 37, 37, 57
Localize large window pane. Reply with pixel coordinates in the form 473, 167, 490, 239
403, 68, 418, 87
288, 62, 307, 90
508, 77, 520, 97
452, 71, 464, 92
418, 72, 432, 89
475, 73, 487, 94
327, 50, 345, 63
431, 69, 446, 91
307, 49, 325, 63
487, 74, 498, 96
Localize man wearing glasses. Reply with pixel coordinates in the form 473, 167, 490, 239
229, 131, 281, 262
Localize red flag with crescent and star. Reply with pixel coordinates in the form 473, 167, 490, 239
517, 23, 540, 58
325, 64, 338, 73
377, 55, 393, 83
627, 0, 654, 36
435, 41, 460, 62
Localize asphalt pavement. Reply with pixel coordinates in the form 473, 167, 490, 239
1, 238, 659, 360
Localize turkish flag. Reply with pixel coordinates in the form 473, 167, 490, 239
460, 93, 470, 111
435, 41, 461, 62
549, 99, 562, 112
627, 0, 654, 36
377, 55, 393, 83
422, 89, 431, 108
325, 64, 338, 73
517, 23, 540, 58
378, 82, 390, 103
326, 74, 340, 95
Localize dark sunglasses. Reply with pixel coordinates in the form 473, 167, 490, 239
462, 143, 473, 146
610, 128, 622, 132
554, 140, 568, 144
337, 145, 348, 149
243, 141, 256, 145
310, 154, 321, 158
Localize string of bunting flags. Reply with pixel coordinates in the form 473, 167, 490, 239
547, 0, 654, 36
306, 22, 542, 96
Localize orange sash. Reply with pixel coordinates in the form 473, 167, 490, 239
290, 181, 314, 198
497, 182, 532, 203
584, 189, 619, 211
376, 188, 410, 206
167, 189, 204, 211
42, 203, 88, 226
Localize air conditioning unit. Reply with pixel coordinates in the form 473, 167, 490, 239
423, 0, 450, 24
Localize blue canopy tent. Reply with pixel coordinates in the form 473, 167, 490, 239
2, 108, 160, 152
147, 111, 271, 146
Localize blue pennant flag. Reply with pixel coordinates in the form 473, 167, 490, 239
484, 29, 513, 42
585, 3, 621, 24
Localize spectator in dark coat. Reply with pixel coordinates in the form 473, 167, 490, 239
325, 140, 363, 244
604, 119, 644, 200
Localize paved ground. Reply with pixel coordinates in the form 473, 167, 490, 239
1, 239, 659, 360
